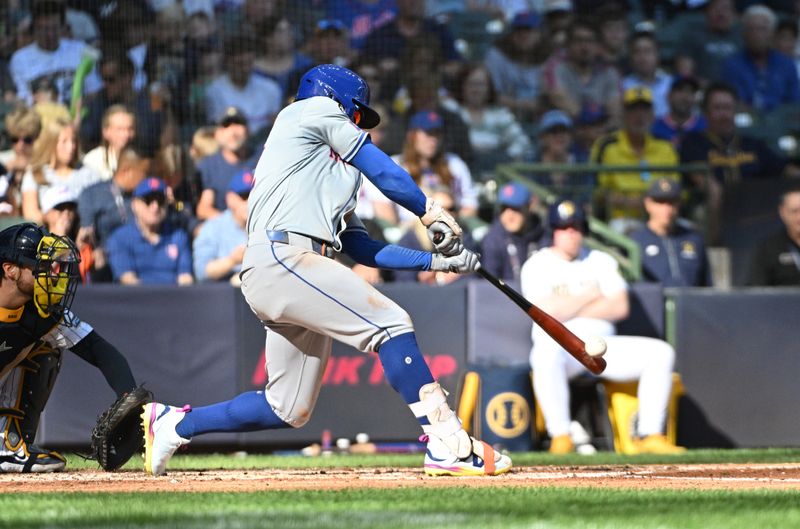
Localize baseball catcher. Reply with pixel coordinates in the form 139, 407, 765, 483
0, 223, 142, 472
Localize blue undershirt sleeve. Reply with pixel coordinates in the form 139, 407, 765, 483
340, 229, 432, 271
350, 141, 427, 217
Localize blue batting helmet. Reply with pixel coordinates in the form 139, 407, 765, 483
296, 64, 381, 129
548, 199, 588, 232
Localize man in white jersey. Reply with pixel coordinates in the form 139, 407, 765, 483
143, 64, 511, 477
521, 199, 684, 455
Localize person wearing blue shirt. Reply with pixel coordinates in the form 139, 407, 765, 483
192, 169, 253, 283
630, 178, 712, 287
651, 77, 707, 149
106, 178, 194, 285
719, 5, 800, 112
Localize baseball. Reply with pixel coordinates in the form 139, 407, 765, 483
584, 337, 607, 357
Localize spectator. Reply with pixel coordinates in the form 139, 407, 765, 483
302, 19, 357, 70
630, 178, 712, 288
394, 186, 476, 284
479, 182, 543, 281
532, 110, 595, 206
8, 0, 101, 104
747, 186, 800, 286
521, 199, 684, 455
483, 11, 549, 124
30, 77, 71, 130
195, 106, 260, 220
680, 82, 789, 244
78, 50, 164, 156
99, 1, 156, 92
442, 63, 533, 175
106, 177, 193, 286
21, 119, 100, 224
192, 169, 253, 284
205, 32, 283, 135
374, 111, 478, 226
542, 18, 622, 123
39, 183, 79, 241
597, 5, 630, 73
774, 19, 800, 83
253, 16, 313, 98
591, 87, 679, 234
622, 32, 672, 118
361, 0, 462, 82
0, 106, 42, 216
652, 76, 707, 149
676, 0, 741, 84
541, 0, 574, 49
719, 4, 799, 112
572, 103, 607, 162
327, 0, 396, 50
82, 105, 137, 181
77, 147, 149, 281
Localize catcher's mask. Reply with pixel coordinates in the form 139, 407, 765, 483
0, 223, 80, 322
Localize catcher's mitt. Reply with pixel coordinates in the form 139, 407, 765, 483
91, 385, 154, 471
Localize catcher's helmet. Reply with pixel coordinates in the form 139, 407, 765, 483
0, 223, 80, 321
296, 64, 381, 129
548, 199, 588, 233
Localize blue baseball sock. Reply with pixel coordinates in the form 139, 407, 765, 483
175, 391, 289, 438
377, 332, 435, 425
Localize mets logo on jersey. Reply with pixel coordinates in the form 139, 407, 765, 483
485, 391, 530, 439
167, 244, 179, 260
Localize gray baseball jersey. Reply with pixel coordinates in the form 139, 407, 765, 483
247, 96, 369, 251
241, 96, 413, 427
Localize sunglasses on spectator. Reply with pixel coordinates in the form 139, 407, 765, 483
141, 194, 167, 207
10, 135, 35, 145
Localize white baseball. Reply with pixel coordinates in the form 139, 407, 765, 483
584, 337, 607, 357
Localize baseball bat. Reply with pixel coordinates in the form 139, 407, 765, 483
475, 266, 607, 375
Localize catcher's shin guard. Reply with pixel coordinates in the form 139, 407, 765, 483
18, 346, 62, 445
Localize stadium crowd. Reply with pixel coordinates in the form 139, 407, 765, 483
0, 0, 799, 287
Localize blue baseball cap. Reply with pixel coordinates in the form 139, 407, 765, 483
229, 168, 255, 195
511, 11, 541, 29
498, 182, 531, 209
134, 177, 167, 198
408, 111, 444, 132
538, 110, 573, 134
576, 103, 607, 126
548, 198, 588, 232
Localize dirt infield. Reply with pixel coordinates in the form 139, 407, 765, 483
3, 463, 800, 493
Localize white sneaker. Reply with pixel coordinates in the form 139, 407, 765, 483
422, 433, 512, 477
142, 403, 191, 476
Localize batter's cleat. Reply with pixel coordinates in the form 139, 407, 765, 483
422, 434, 512, 477
548, 434, 575, 454
142, 402, 191, 476
0, 439, 66, 473
634, 434, 686, 455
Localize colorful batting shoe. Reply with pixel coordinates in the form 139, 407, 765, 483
634, 434, 686, 455
142, 402, 191, 476
548, 434, 575, 454
0, 436, 66, 473
422, 434, 512, 476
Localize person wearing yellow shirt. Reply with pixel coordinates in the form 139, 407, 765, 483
591, 86, 679, 234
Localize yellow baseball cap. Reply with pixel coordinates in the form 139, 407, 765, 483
623, 86, 653, 107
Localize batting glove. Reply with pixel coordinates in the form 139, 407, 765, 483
430, 248, 480, 274
420, 198, 463, 256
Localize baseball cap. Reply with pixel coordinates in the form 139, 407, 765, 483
498, 182, 531, 209
623, 86, 654, 107
646, 178, 681, 201
542, 0, 573, 13
669, 76, 700, 93
40, 185, 77, 214
548, 198, 588, 232
538, 110, 573, 134
218, 106, 248, 127
408, 111, 444, 132
576, 103, 607, 126
229, 168, 255, 195
511, 11, 541, 29
134, 177, 168, 198
316, 19, 347, 34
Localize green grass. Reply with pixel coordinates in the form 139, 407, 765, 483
1, 488, 799, 529
3, 449, 800, 529
65, 447, 800, 471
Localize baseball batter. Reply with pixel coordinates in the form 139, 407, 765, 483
521, 199, 684, 455
144, 65, 511, 477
